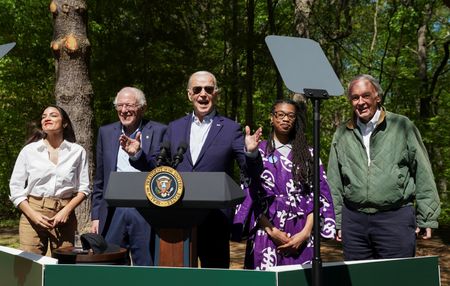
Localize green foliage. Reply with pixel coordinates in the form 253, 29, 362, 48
439, 200, 450, 227
0, 0, 54, 218
0, 0, 448, 224
0, 218, 19, 248
0, 218, 18, 228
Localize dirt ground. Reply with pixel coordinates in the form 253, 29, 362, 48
230, 227, 450, 285
1, 226, 448, 284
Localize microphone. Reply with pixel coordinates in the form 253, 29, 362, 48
171, 142, 188, 169
156, 141, 171, 167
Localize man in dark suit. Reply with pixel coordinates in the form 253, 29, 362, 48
167, 71, 247, 268
125, 71, 248, 268
90, 87, 166, 265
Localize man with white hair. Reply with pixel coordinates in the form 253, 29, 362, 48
328, 74, 440, 260
91, 87, 166, 265
123, 71, 249, 268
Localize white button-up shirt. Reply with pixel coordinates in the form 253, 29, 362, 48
357, 109, 381, 166
190, 110, 216, 164
9, 139, 90, 207
117, 125, 141, 172
274, 139, 292, 158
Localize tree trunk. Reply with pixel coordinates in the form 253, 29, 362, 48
415, 3, 447, 197
50, 0, 94, 233
330, 0, 352, 80
245, 0, 255, 128
267, 0, 283, 99
417, 24, 429, 117
231, 0, 239, 120
417, 3, 431, 118
294, 0, 313, 38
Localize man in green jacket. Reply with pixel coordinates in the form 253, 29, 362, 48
327, 74, 440, 260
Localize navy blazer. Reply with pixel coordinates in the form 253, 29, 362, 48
168, 113, 248, 268
128, 112, 247, 267
91, 120, 167, 235
166, 113, 247, 175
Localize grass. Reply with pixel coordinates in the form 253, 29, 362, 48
0, 218, 19, 248
0, 218, 18, 228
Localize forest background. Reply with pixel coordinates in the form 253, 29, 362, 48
0, 0, 448, 231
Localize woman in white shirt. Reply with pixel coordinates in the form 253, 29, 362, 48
9, 105, 90, 255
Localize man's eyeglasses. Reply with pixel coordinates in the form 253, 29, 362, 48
191, 86, 215, 95
272, 111, 296, 121
115, 103, 140, 111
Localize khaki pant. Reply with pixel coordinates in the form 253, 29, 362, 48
19, 196, 77, 256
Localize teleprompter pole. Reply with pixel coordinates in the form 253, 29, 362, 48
264, 35, 343, 286
304, 89, 329, 286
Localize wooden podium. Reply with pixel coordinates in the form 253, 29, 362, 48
105, 171, 244, 267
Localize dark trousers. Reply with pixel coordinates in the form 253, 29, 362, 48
105, 208, 153, 266
342, 205, 416, 261
197, 209, 231, 268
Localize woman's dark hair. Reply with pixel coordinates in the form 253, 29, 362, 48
24, 120, 44, 145
25, 105, 76, 144
266, 98, 312, 190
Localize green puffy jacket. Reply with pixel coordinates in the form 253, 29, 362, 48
328, 109, 440, 229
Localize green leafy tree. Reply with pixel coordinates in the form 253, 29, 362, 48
0, 0, 448, 225
0, 0, 54, 219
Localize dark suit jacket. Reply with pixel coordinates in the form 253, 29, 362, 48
91, 120, 167, 235
129, 112, 247, 267
166, 113, 247, 175
168, 113, 248, 267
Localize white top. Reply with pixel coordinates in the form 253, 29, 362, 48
357, 108, 381, 166
190, 110, 216, 164
9, 139, 90, 207
274, 139, 292, 158
117, 125, 140, 172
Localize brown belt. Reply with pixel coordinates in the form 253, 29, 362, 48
28, 195, 72, 211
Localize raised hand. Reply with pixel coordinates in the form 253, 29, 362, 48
245, 126, 263, 153
119, 132, 142, 156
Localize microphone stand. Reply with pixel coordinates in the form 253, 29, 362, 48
172, 143, 187, 169
156, 142, 172, 167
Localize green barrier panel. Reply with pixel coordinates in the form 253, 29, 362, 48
44, 256, 440, 286
44, 265, 275, 286
0, 246, 56, 286
276, 256, 440, 286
0, 246, 441, 286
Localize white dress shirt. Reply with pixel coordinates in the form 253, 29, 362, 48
190, 110, 216, 164
357, 108, 381, 166
117, 125, 141, 172
9, 139, 90, 207
274, 139, 292, 158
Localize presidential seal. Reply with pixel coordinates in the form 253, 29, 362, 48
145, 166, 184, 207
